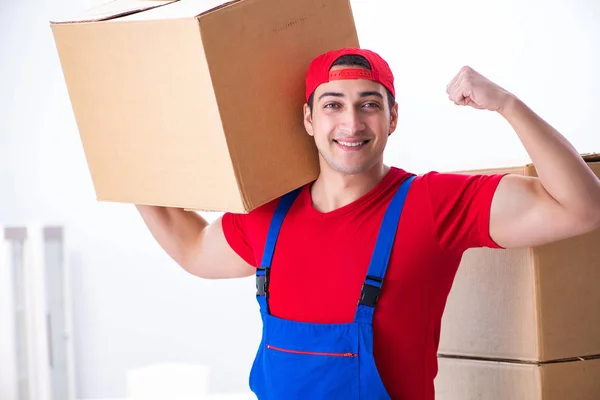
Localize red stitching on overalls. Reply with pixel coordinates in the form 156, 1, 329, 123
266, 344, 357, 357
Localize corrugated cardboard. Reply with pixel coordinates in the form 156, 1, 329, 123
50, 0, 360, 212
435, 356, 600, 400
439, 155, 600, 361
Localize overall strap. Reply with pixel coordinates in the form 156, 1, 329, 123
355, 175, 416, 324
256, 188, 302, 313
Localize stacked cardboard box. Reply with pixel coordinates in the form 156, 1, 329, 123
435, 154, 600, 399
50, 0, 359, 213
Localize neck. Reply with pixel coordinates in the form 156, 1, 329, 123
310, 162, 390, 213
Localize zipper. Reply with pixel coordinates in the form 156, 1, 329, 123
266, 344, 357, 357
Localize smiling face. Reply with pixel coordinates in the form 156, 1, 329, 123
303, 65, 399, 176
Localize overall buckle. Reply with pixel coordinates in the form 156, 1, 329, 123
358, 275, 383, 307
256, 267, 270, 297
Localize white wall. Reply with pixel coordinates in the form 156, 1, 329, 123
352, 0, 599, 173
1, 0, 598, 398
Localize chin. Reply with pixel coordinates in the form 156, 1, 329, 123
318, 150, 380, 176
327, 161, 373, 175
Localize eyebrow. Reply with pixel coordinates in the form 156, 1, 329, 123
318, 91, 384, 101
358, 91, 384, 99
318, 92, 344, 100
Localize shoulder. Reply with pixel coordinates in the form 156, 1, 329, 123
389, 167, 507, 223
224, 183, 311, 225
411, 169, 506, 195
221, 184, 312, 265
384, 166, 418, 190
383, 167, 471, 189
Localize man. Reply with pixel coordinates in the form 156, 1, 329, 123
137, 48, 600, 399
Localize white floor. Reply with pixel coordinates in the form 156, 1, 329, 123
86, 396, 255, 400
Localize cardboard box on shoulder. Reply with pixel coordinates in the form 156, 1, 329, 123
435, 356, 600, 400
50, 0, 360, 213
439, 154, 600, 362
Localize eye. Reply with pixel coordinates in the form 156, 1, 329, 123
324, 102, 341, 109
363, 102, 381, 109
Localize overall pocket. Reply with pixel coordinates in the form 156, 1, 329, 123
266, 344, 357, 358
259, 343, 360, 399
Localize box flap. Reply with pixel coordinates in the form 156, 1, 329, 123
436, 356, 600, 400
581, 152, 600, 162
450, 153, 599, 177
50, 0, 178, 24
435, 357, 543, 400
116, 0, 242, 21
524, 152, 599, 177
525, 152, 599, 168
541, 357, 600, 400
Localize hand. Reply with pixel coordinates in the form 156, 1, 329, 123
446, 66, 513, 112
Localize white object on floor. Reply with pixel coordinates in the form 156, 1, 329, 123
127, 363, 210, 399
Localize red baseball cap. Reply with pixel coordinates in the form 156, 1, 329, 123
305, 48, 395, 102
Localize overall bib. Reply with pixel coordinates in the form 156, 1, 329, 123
249, 175, 415, 399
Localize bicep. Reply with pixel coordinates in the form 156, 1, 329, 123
489, 175, 590, 248
188, 216, 256, 279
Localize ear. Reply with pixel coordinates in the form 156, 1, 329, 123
303, 103, 314, 137
388, 102, 399, 136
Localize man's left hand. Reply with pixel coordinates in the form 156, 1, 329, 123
446, 66, 513, 112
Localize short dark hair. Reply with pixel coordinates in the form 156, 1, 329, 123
307, 54, 396, 113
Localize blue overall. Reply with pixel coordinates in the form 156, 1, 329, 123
249, 175, 415, 399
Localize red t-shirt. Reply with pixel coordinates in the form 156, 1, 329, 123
222, 167, 505, 399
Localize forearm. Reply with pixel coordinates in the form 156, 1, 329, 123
136, 205, 209, 269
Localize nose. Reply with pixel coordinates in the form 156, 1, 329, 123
338, 108, 366, 135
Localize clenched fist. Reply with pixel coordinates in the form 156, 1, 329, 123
446, 66, 514, 112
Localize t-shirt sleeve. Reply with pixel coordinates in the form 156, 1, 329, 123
221, 212, 257, 267
422, 171, 507, 254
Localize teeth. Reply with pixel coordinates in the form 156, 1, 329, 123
338, 141, 365, 147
